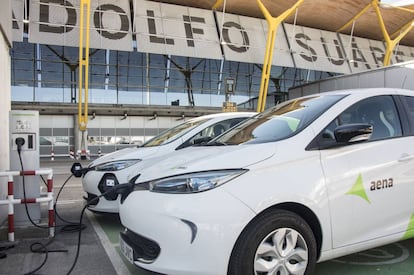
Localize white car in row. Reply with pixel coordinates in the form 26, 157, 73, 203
119, 88, 414, 275
81, 112, 255, 213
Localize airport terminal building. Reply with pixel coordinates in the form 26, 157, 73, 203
8, 0, 414, 157
2, 1, 414, 274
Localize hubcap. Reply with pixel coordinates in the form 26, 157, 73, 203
254, 228, 308, 275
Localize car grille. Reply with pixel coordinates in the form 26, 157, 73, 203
85, 192, 99, 206
120, 228, 161, 263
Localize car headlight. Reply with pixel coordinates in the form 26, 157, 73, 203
147, 169, 247, 194
94, 159, 141, 171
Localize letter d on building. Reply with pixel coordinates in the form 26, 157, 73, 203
39, 0, 76, 34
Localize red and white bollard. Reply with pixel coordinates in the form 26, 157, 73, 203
69, 149, 75, 159
0, 169, 55, 242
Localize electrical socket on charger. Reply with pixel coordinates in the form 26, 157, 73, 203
11, 134, 36, 151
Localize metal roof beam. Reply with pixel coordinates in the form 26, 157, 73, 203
390, 19, 414, 39
391, 20, 414, 39
336, 2, 373, 33
336, 0, 414, 66
212, 0, 224, 10
372, 0, 414, 65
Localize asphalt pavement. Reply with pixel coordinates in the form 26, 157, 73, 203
0, 159, 121, 275
1, 158, 414, 275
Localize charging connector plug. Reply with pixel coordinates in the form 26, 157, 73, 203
15, 137, 25, 153
106, 182, 135, 203
70, 163, 85, 178
70, 163, 93, 178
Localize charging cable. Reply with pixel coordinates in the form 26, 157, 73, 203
65, 182, 134, 274
14, 138, 68, 275
40, 174, 87, 232
14, 142, 134, 274
22, 171, 90, 275
15, 138, 49, 230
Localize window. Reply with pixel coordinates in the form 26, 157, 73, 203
142, 118, 210, 147
401, 96, 414, 134
216, 95, 345, 145
179, 117, 249, 149
318, 95, 402, 148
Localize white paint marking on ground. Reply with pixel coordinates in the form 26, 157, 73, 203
86, 211, 132, 275
55, 200, 84, 205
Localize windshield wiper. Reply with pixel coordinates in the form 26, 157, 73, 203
204, 141, 228, 146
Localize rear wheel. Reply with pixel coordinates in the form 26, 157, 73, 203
228, 209, 317, 275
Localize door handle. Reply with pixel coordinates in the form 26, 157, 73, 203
398, 153, 414, 162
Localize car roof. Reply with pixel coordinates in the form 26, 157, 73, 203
310, 87, 413, 98
186, 111, 256, 122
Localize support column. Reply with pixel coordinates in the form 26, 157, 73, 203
256, 0, 304, 112
78, 0, 91, 159
0, 0, 12, 223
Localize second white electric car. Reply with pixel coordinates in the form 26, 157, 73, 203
81, 112, 255, 213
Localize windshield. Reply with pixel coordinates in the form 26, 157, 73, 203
214, 94, 346, 145
142, 117, 210, 147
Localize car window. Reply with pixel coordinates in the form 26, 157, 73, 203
178, 117, 248, 149
318, 95, 402, 147
142, 117, 210, 147
214, 94, 345, 145
401, 96, 414, 134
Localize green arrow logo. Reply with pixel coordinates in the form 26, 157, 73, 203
346, 173, 371, 204
402, 213, 414, 240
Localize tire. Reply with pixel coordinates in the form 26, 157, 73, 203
228, 209, 317, 275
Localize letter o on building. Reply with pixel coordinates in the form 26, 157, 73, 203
222, 21, 250, 53
94, 4, 129, 40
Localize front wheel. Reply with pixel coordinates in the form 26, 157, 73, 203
228, 209, 317, 275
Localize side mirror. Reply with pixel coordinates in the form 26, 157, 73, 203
334, 123, 373, 143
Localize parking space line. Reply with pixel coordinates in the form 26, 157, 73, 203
86, 211, 132, 275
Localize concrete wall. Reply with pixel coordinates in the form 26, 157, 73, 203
0, 1, 12, 224
288, 62, 414, 99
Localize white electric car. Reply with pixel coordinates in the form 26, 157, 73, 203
119, 88, 414, 275
81, 112, 255, 213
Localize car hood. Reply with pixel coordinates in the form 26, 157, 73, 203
135, 144, 276, 183
89, 146, 161, 167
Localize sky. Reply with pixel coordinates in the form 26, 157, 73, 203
381, 0, 414, 6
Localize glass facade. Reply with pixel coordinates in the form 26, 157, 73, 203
11, 39, 337, 108
39, 127, 74, 157
11, 39, 337, 158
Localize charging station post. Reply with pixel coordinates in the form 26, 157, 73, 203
9, 110, 41, 225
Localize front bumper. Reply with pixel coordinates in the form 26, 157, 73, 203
83, 192, 121, 213
120, 227, 161, 263
82, 166, 139, 213
119, 188, 255, 275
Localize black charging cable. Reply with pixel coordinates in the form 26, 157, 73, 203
14, 143, 135, 274
15, 138, 69, 275
40, 174, 87, 233
22, 171, 90, 275
65, 182, 134, 275
15, 138, 49, 230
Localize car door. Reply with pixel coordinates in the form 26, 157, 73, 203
314, 95, 414, 248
